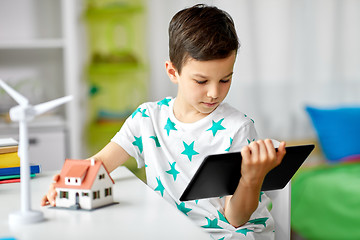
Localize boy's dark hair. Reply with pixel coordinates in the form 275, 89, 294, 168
169, 4, 240, 74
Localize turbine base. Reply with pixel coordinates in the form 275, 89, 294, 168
9, 210, 44, 225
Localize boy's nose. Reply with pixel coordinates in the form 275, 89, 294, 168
207, 85, 219, 99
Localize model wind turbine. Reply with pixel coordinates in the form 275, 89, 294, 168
0, 79, 73, 224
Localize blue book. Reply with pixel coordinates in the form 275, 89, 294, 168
0, 164, 41, 176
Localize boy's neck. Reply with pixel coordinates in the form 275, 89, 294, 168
173, 98, 212, 123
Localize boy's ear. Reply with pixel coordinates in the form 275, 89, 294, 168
165, 61, 179, 84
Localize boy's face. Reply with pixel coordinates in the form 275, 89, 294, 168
166, 52, 236, 122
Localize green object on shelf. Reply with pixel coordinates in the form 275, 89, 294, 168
85, 0, 146, 64
86, 67, 147, 122
89, 84, 100, 96
84, 0, 147, 183
291, 162, 360, 240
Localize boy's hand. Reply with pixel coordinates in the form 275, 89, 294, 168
240, 139, 286, 188
41, 174, 60, 207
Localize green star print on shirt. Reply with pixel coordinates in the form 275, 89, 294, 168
131, 108, 142, 118
176, 202, 192, 216
217, 210, 229, 224
166, 161, 180, 181
154, 177, 165, 196
236, 228, 254, 236
164, 117, 177, 136
150, 135, 161, 147
132, 136, 143, 153
157, 98, 171, 109
201, 217, 222, 229
248, 217, 268, 227
141, 109, 149, 117
181, 141, 199, 161
132, 108, 149, 118
225, 137, 233, 152
207, 118, 226, 136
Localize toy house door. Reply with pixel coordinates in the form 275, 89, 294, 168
75, 192, 79, 206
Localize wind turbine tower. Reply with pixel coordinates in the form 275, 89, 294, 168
0, 79, 72, 224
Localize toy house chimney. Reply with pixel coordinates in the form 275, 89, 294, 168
90, 158, 95, 166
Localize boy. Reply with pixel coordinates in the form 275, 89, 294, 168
42, 4, 286, 239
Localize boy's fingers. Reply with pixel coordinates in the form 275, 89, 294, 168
248, 141, 259, 160
264, 139, 274, 150
264, 139, 276, 159
257, 140, 268, 162
53, 174, 60, 182
41, 173, 60, 207
41, 195, 49, 206
277, 141, 286, 154
47, 196, 55, 207
241, 145, 251, 160
276, 141, 287, 160
49, 191, 57, 206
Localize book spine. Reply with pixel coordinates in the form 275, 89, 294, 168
0, 174, 36, 180
0, 145, 18, 154
0, 178, 21, 184
0, 152, 20, 168
0, 165, 41, 176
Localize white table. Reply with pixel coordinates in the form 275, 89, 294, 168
0, 167, 210, 240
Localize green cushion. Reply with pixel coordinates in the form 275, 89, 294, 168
291, 162, 360, 239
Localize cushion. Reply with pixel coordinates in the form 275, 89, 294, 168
305, 105, 360, 162
291, 162, 360, 239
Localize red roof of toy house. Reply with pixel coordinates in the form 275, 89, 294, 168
54, 159, 114, 190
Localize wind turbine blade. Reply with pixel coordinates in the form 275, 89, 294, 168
0, 79, 29, 106
32, 95, 73, 116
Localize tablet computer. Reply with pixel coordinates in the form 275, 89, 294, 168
180, 144, 315, 201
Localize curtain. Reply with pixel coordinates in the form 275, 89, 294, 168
146, 0, 360, 141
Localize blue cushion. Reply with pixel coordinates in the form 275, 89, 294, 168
306, 106, 360, 162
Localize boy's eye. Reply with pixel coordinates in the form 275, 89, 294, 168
195, 80, 207, 84
220, 79, 230, 83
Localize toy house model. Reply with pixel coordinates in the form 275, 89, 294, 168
54, 158, 115, 210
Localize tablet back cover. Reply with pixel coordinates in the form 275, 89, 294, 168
180, 144, 314, 201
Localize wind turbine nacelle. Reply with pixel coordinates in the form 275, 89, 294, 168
9, 105, 35, 122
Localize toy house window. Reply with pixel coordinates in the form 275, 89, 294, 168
82, 192, 89, 197
60, 191, 69, 199
105, 187, 112, 197
99, 174, 105, 180
93, 190, 100, 200
65, 177, 81, 186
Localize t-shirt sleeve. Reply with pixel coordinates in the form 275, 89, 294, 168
229, 120, 259, 152
230, 120, 280, 152
111, 107, 145, 168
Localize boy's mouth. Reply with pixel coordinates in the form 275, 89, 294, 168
202, 102, 218, 108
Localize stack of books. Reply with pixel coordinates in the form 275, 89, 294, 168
0, 138, 41, 184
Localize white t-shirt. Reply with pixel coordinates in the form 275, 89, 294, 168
111, 97, 275, 240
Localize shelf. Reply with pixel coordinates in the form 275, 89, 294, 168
0, 39, 64, 49
0, 115, 66, 134
0, 0, 83, 160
